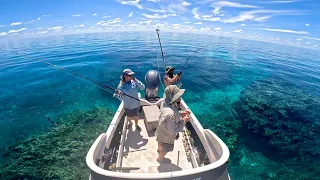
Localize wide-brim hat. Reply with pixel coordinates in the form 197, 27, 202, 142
164, 85, 185, 104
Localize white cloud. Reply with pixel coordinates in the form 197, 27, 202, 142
102, 15, 111, 18
240, 24, 246, 26
314, 45, 318, 48
305, 24, 309, 27
8, 28, 27, 34
37, 17, 41, 21
296, 38, 303, 41
302, 36, 320, 41
200, 27, 210, 32
142, 13, 169, 19
194, 22, 202, 24
148, 0, 161, 2
47, 26, 63, 31
10, 22, 22, 26
257, 28, 308, 35
182, 1, 191, 6
233, 29, 242, 33
97, 21, 105, 25
93, 13, 97, 16
37, 27, 43, 30
192, 7, 220, 21
37, 31, 48, 34
72, 14, 81, 17
223, 10, 297, 23
100, 18, 122, 25
79, 24, 85, 27
121, 0, 143, 9
128, 12, 133, 17
214, 27, 222, 31
184, 21, 190, 24
306, 42, 310, 44
147, 8, 166, 13
42, 15, 51, 17
213, 1, 260, 8
192, 8, 200, 19
0, 32, 7, 36
265, 0, 299, 3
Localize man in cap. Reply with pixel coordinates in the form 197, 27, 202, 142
163, 66, 182, 87
155, 85, 191, 162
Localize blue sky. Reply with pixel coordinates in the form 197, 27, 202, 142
0, 0, 319, 49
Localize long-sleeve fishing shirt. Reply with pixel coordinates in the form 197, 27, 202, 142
117, 79, 145, 110
155, 102, 185, 144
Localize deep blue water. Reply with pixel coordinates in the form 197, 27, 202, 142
0, 32, 320, 179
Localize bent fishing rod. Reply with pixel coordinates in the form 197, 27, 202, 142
156, 29, 166, 68
20, 54, 140, 101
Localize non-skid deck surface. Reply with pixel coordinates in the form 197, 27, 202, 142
121, 118, 193, 173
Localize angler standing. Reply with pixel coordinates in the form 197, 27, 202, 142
163, 66, 181, 87
116, 69, 145, 131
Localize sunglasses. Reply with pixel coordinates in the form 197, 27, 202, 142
125, 74, 133, 77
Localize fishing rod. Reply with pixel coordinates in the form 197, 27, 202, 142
20, 54, 140, 101
156, 29, 166, 68
180, 46, 206, 74
176, 46, 206, 87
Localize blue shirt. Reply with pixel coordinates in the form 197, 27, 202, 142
117, 79, 145, 110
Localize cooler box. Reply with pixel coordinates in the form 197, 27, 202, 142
142, 105, 160, 131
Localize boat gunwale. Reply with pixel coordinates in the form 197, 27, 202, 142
86, 98, 230, 179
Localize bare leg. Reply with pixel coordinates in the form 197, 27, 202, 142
133, 116, 139, 126
157, 143, 162, 152
157, 151, 167, 162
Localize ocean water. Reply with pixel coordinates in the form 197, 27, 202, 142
0, 32, 320, 179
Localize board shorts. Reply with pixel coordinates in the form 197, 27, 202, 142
124, 108, 139, 117
160, 142, 174, 152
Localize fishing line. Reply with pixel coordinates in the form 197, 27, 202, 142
19, 53, 141, 101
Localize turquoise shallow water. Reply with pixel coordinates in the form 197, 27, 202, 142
1, 32, 320, 179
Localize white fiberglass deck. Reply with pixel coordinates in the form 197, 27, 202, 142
120, 118, 193, 173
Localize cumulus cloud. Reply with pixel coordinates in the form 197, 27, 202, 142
98, 18, 123, 26
8, 28, 27, 34
257, 28, 308, 34
128, 12, 133, 17
314, 45, 318, 48
305, 24, 309, 27
37, 17, 41, 20
233, 29, 242, 33
306, 42, 310, 44
184, 21, 190, 23
240, 24, 246, 26
214, 27, 222, 31
72, 14, 81, 17
10, 22, 22, 26
102, 15, 111, 18
194, 22, 202, 24
37, 27, 43, 30
121, 0, 143, 9
0, 32, 7, 36
93, 13, 97, 16
146, 8, 166, 13
182, 1, 191, 6
79, 24, 85, 27
47, 26, 63, 31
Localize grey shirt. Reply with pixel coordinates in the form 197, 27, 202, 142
155, 102, 185, 144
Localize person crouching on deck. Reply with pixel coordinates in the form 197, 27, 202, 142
116, 69, 145, 131
155, 85, 191, 162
